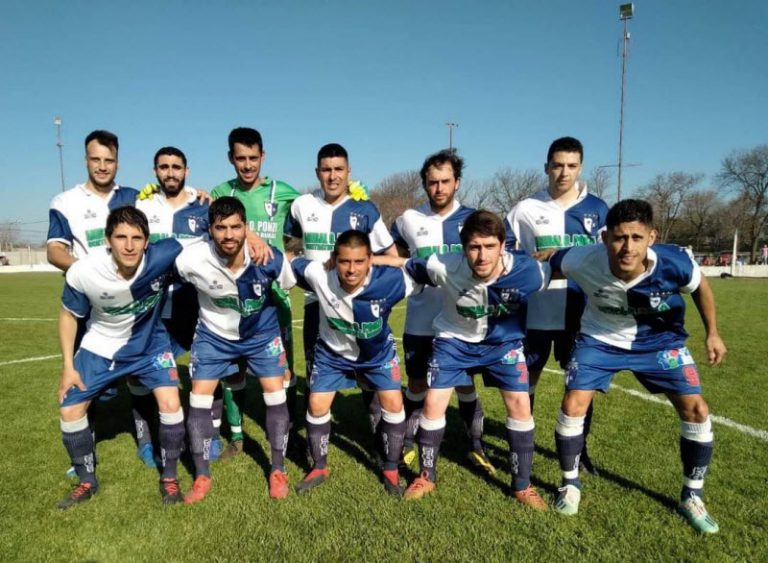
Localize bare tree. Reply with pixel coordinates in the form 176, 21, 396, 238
469, 168, 545, 215
680, 190, 720, 250
0, 221, 20, 252
586, 167, 613, 202
718, 145, 768, 262
636, 172, 703, 242
370, 170, 423, 227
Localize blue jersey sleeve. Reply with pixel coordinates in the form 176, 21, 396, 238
405, 257, 435, 286
290, 257, 314, 291
264, 247, 284, 280
390, 217, 406, 249
283, 203, 303, 238
504, 216, 517, 252
47, 208, 73, 244
61, 282, 90, 318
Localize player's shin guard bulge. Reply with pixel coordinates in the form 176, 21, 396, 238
306, 411, 332, 470
187, 393, 215, 478
263, 389, 290, 472
679, 417, 714, 502
158, 409, 185, 481
379, 408, 406, 496
417, 414, 446, 483
61, 415, 97, 486
555, 409, 585, 489
506, 417, 535, 492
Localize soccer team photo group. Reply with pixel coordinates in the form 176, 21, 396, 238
42, 127, 727, 540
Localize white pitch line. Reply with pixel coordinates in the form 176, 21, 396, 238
0, 318, 56, 322
0, 354, 61, 367
543, 367, 768, 443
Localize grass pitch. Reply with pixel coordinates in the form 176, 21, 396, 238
0, 273, 766, 562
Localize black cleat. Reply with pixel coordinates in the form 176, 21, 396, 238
160, 478, 183, 505
57, 482, 98, 510
296, 467, 329, 495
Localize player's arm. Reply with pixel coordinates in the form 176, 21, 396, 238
382, 244, 399, 257
690, 275, 727, 366
58, 306, 86, 403
371, 255, 406, 268
47, 242, 76, 272
245, 227, 273, 265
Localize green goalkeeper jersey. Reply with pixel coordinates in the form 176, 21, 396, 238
211, 176, 300, 250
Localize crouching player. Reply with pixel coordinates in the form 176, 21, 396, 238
550, 199, 726, 534
292, 231, 415, 496
382, 210, 551, 508
57, 207, 187, 508
175, 197, 297, 503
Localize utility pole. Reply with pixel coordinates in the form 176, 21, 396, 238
617, 3, 634, 201
54, 116, 66, 192
446, 122, 458, 151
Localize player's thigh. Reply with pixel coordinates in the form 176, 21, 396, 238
423, 387, 454, 419
258, 375, 285, 394
245, 333, 287, 379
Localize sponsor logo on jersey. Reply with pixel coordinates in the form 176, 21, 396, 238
415, 243, 463, 258
84, 209, 97, 219
417, 227, 429, 237
656, 347, 695, 370
307, 212, 319, 222
327, 316, 384, 339
534, 215, 549, 225
153, 351, 177, 370
304, 232, 335, 251
535, 233, 597, 249
267, 336, 285, 357
208, 279, 223, 290
264, 202, 278, 218
213, 294, 266, 317
99, 292, 115, 300
103, 291, 162, 316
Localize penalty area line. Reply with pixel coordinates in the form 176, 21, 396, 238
543, 367, 768, 443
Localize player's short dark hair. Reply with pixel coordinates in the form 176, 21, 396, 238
606, 199, 654, 229
228, 127, 263, 153
153, 146, 187, 167
333, 230, 371, 255
209, 196, 246, 225
547, 136, 583, 164
85, 130, 119, 154
460, 210, 505, 247
317, 143, 348, 166
106, 206, 149, 239
419, 149, 464, 187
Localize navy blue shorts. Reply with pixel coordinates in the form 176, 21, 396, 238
309, 341, 402, 393
403, 333, 434, 382
60, 347, 179, 407
190, 326, 286, 380
427, 337, 529, 392
525, 329, 576, 371
565, 335, 703, 395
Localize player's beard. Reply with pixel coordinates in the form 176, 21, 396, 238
159, 177, 186, 197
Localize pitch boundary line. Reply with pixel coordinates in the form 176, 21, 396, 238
0, 318, 56, 321
0, 354, 61, 366
542, 367, 768, 443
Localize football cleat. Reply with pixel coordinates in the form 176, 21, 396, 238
554, 484, 581, 516
269, 470, 290, 499
183, 475, 212, 505
296, 467, 330, 495
159, 478, 183, 505
219, 439, 243, 460
65, 466, 77, 479
57, 482, 98, 510
678, 495, 719, 534
403, 472, 436, 501
513, 485, 548, 511
137, 443, 158, 469
467, 449, 497, 476
381, 469, 403, 497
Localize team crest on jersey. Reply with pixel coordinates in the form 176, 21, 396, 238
499, 288, 520, 304
656, 347, 695, 370
253, 283, 263, 297
648, 291, 672, 312
349, 213, 363, 230
188, 217, 198, 232
264, 202, 278, 218
370, 299, 386, 318
582, 213, 599, 234
150, 276, 165, 292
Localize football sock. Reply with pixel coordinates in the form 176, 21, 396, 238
505, 417, 535, 491
555, 409, 585, 489
418, 415, 446, 481
379, 407, 406, 471
680, 417, 714, 501
284, 375, 297, 431
306, 411, 332, 469
211, 385, 223, 441
457, 391, 484, 451
128, 383, 155, 448
361, 388, 382, 435
264, 389, 290, 472
223, 379, 246, 442
403, 389, 425, 449
158, 409, 185, 480
188, 393, 214, 478
61, 415, 97, 486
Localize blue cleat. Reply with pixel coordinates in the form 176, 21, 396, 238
137, 443, 158, 469
678, 495, 719, 534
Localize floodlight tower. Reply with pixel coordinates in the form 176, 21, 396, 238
54, 116, 66, 192
617, 3, 634, 201
446, 122, 458, 151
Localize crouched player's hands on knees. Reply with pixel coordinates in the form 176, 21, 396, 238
58, 366, 86, 403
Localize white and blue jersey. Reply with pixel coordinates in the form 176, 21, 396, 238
405, 252, 550, 345
174, 242, 295, 341
552, 243, 702, 352
136, 186, 209, 243
504, 185, 608, 331
291, 259, 414, 365
48, 183, 139, 259
61, 238, 183, 361
391, 200, 474, 336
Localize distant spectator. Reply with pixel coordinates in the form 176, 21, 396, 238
761, 244, 768, 265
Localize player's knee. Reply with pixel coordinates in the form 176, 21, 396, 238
676, 395, 709, 423
155, 392, 181, 414
503, 391, 531, 419
378, 391, 403, 413
561, 391, 590, 417
60, 403, 89, 423
307, 394, 332, 418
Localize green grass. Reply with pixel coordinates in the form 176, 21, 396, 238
0, 273, 766, 562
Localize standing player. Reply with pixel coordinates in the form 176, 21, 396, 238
291, 231, 412, 496
210, 127, 301, 459
550, 199, 726, 534
504, 136, 608, 474
177, 198, 297, 503
380, 211, 550, 508
284, 143, 397, 440
390, 149, 492, 473
56, 207, 187, 508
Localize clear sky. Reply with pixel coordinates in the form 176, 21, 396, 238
1, 0, 766, 243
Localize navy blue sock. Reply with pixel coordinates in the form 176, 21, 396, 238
187, 394, 214, 477
403, 390, 425, 449
130, 387, 155, 448
380, 409, 406, 471
159, 410, 185, 480
555, 410, 585, 489
61, 417, 97, 486
264, 391, 290, 471
506, 419, 535, 491
680, 418, 714, 501
418, 416, 446, 481
306, 412, 332, 469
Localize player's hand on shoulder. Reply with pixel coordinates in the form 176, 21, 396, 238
58, 366, 86, 403
138, 183, 160, 200
705, 333, 727, 367
196, 189, 213, 204
246, 230, 274, 265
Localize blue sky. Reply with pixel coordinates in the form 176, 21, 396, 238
1, 0, 766, 243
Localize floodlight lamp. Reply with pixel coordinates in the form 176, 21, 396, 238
619, 3, 634, 20
54, 116, 62, 126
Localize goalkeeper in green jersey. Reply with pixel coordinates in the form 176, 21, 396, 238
210, 127, 301, 458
